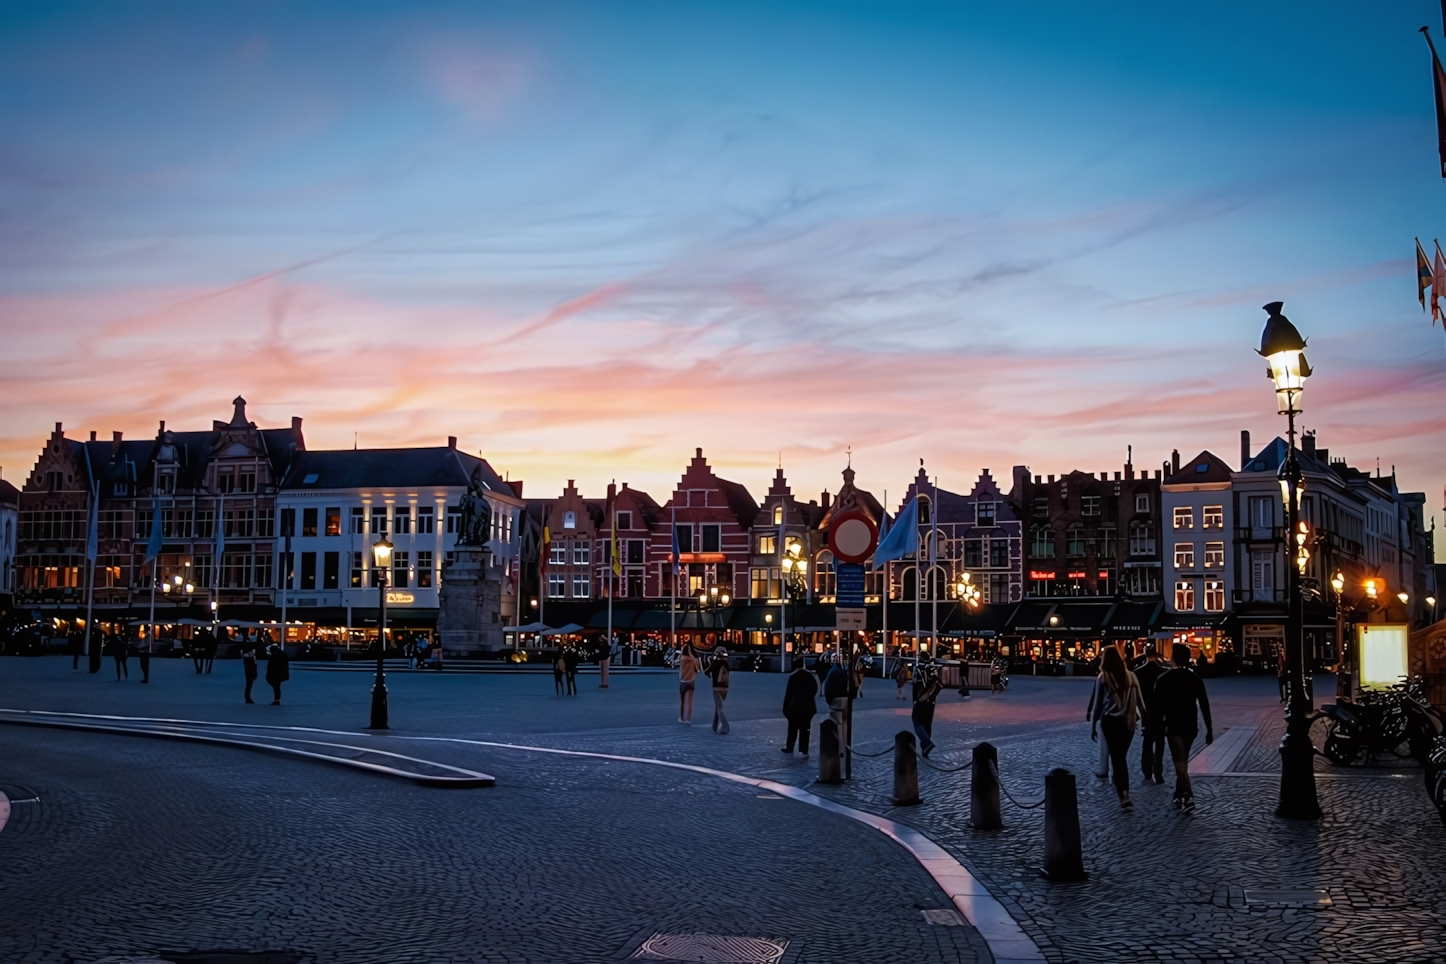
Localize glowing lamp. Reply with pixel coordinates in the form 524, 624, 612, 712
1258, 302, 1310, 416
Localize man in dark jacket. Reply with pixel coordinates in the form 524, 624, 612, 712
1134, 643, 1170, 784
781, 658, 819, 755
242, 644, 259, 703
912, 656, 943, 758
265, 643, 290, 705
1154, 643, 1214, 810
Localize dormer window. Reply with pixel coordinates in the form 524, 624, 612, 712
616, 511, 631, 530
564, 511, 576, 529
238, 470, 256, 493
156, 471, 175, 494
216, 470, 235, 494
773, 505, 783, 525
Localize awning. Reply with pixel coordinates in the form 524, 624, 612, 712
1106, 601, 1163, 637
541, 623, 586, 636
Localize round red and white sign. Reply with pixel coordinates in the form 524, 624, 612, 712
828, 509, 878, 565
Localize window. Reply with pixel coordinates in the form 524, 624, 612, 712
446, 506, 460, 534
1066, 526, 1086, 556
322, 551, 339, 590
1174, 581, 1195, 611
1204, 542, 1224, 569
1174, 542, 1195, 569
616, 511, 632, 530
1251, 551, 1275, 600
392, 551, 409, 588
674, 524, 693, 553
216, 471, 234, 494
371, 507, 387, 535
98, 510, 126, 541
1030, 526, 1055, 558
989, 539, 1009, 568
548, 573, 566, 597
964, 539, 982, 567
256, 508, 274, 538
815, 552, 837, 597
325, 508, 341, 536
417, 551, 434, 588
701, 524, 721, 553
918, 497, 931, 524
1129, 522, 1155, 555
417, 506, 435, 534
238, 470, 256, 493
277, 507, 294, 538
302, 508, 318, 538
1173, 507, 1193, 530
1203, 505, 1223, 529
394, 507, 411, 535
1204, 581, 1225, 612
1135, 494, 1150, 514
223, 551, 252, 589
301, 552, 317, 590
351, 507, 365, 534
156, 471, 175, 494
572, 574, 590, 598
626, 539, 645, 565
751, 568, 772, 599
225, 509, 255, 539
772, 505, 783, 525
350, 552, 362, 588
1032, 497, 1048, 516
1126, 567, 1160, 596
1099, 527, 1117, 558
549, 542, 567, 565
1248, 496, 1273, 529
977, 502, 997, 526
573, 541, 590, 565
1080, 496, 1100, 517
563, 511, 576, 529
757, 534, 777, 555
989, 572, 1010, 604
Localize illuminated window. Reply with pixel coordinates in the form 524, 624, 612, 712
1173, 507, 1193, 529
1204, 542, 1224, 569
1175, 581, 1195, 611
1174, 542, 1195, 569
773, 505, 783, 525
757, 534, 777, 555
1203, 505, 1224, 529
1204, 581, 1225, 612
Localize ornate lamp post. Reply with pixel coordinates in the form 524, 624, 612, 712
781, 543, 808, 653
1258, 301, 1321, 819
370, 535, 392, 730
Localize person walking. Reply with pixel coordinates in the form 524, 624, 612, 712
553, 650, 566, 696
1134, 643, 1170, 784
1086, 667, 1112, 780
107, 633, 129, 680
707, 647, 731, 734
70, 631, 84, 671
780, 656, 818, 755
136, 638, 150, 684
1154, 643, 1214, 811
1091, 647, 1147, 810
911, 655, 942, 758
823, 653, 850, 752
265, 642, 290, 705
563, 646, 579, 696
678, 644, 700, 723
204, 632, 218, 674
893, 656, 912, 700
600, 633, 619, 689
242, 643, 259, 703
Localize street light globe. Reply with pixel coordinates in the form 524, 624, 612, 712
1330, 571, 1344, 594
1428, 596, 1437, 608
698, 593, 707, 606
185, 583, 194, 593
765, 614, 773, 624
720, 593, 731, 606
781, 557, 793, 572
371, 536, 393, 567
161, 582, 170, 593
210, 601, 218, 612
1258, 302, 1310, 416
1364, 579, 1378, 600
1398, 591, 1410, 605
173, 575, 183, 585
797, 559, 808, 574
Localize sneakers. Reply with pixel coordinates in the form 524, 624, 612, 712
1180, 796, 1196, 813
1120, 793, 1133, 810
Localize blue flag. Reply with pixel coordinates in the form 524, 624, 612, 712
85, 482, 99, 562
873, 495, 919, 569
144, 496, 163, 564
670, 506, 681, 575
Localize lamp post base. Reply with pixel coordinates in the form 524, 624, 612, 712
1276, 696, 1321, 820
369, 675, 389, 730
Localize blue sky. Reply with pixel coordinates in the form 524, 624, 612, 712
1, 2, 1442, 540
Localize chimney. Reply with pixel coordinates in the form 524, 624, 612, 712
290, 416, 304, 452
1171, 449, 1180, 474
111, 431, 123, 456
448, 436, 457, 450
158, 420, 165, 433
1240, 430, 1251, 469
821, 491, 831, 511
1034, 475, 1041, 484
89, 430, 97, 441
55, 422, 62, 433
1047, 474, 1055, 483
1301, 431, 1316, 458
1153, 469, 1160, 479
1113, 472, 1121, 481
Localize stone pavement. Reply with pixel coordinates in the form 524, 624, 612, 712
4, 658, 1446, 963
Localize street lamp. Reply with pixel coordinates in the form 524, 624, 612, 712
956, 571, 982, 610
369, 535, 392, 730
781, 544, 808, 653
1428, 595, 1438, 623
1258, 301, 1320, 819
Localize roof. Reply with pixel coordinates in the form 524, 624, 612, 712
280, 448, 512, 495
716, 477, 760, 529
1240, 437, 1288, 474
1164, 450, 1234, 486
0, 478, 18, 506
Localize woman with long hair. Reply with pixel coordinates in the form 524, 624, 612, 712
678, 643, 700, 723
1092, 646, 1146, 809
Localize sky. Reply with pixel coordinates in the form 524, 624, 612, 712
1, 1, 1444, 540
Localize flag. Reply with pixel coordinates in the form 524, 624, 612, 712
610, 503, 622, 576
541, 511, 551, 574
670, 506, 681, 575
85, 481, 99, 562
1434, 241, 1446, 325
874, 511, 891, 566
143, 496, 163, 564
1424, 27, 1446, 178
873, 495, 920, 569
214, 491, 225, 588
1418, 238, 1433, 310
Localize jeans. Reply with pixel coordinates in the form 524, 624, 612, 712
566, 672, 577, 696
911, 701, 936, 755
270, 682, 283, 703
1100, 716, 1135, 799
554, 671, 564, 695
712, 689, 729, 733
1167, 730, 1197, 798
785, 718, 811, 754
1140, 721, 1165, 781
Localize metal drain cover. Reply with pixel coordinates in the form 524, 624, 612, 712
1244, 889, 1333, 908
921, 909, 965, 926
631, 933, 788, 963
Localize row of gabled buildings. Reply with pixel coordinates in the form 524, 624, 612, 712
1, 396, 1439, 667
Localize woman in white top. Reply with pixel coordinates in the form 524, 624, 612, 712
1092, 646, 1147, 809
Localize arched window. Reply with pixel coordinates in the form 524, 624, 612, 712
927, 565, 947, 601
773, 505, 783, 525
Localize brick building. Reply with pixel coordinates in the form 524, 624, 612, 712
647, 449, 758, 601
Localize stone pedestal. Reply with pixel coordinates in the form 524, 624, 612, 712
437, 550, 504, 656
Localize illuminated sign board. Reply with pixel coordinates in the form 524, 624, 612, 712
386, 592, 416, 605
1029, 571, 1056, 581
1358, 623, 1408, 691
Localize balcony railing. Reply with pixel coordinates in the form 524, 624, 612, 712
1233, 589, 1286, 604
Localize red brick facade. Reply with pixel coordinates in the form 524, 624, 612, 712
646, 449, 759, 601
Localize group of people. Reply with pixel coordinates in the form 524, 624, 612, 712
553, 636, 624, 695
778, 648, 942, 760
675, 643, 733, 733
1087, 642, 1213, 811
240, 643, 290, 705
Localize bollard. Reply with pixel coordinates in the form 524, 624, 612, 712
892, 731, 921, 805
818, 720, 843, 784
1040, 768, 1088, 881
970, 742, 1002, 830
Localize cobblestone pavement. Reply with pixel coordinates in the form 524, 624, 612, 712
6, 658, 1446, 963
0, 724, 989, 964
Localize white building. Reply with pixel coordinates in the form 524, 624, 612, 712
1161, 451, 1235, 637
274, 440, 524, 639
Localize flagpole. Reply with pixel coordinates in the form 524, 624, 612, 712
670, 506, 677, 650
606, 486, 614, 654
879, 489, 887, 682
931, 475, 940, 661
83, 473, 98, 670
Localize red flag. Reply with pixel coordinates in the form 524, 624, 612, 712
1422, 27, 1446, 178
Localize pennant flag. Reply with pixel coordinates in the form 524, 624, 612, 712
1424, 28, 1446, 178
1418, 238, 1433, 310
1434, 241, 1446, 325
873, 495, 920, 569
85, 481, 99, 563
670, 506, 681, 575
144, 496, 163, 564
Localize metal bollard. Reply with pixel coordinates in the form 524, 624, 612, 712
1040, 768, 1088, 881
892, 731, 921, 805
818, 720, 843, 784
971, 742, 1002, 830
